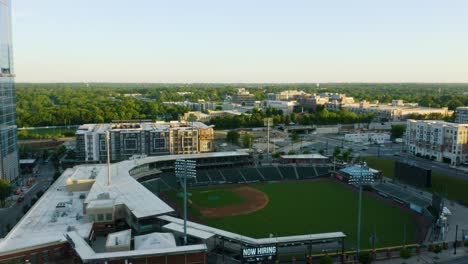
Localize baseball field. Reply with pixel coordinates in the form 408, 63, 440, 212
164, 179, 425, 249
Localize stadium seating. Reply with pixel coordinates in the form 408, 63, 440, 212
296, 167, 318, 179
278, 166, 298, 180
207, 170, 225, 182
196, 170, 211, 184
221, 168, 245, 183
160, 173, 179, 189
315, 167, 330, 176
239, 168, 263, 182
257, 167, 283, 181
142, 178, 172, 193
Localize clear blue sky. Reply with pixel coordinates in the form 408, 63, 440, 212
12, 0, 468, 83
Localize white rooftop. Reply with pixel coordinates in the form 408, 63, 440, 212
280, 154, 329, 160
0, 166, 93, 255
76, 121, 212, 135
106, 230, 131, 249
134, 232, 176, 250
159, 215, 345, 245
0, 152, 248, 256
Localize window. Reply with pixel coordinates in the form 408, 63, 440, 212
29, 253, 38, 264
42, 250, 49, 262
88, 214, 95, 222
97, 214, 104, 221
106, 213, 112, 221
54, 248, 61, 258
124, 139, 137, 150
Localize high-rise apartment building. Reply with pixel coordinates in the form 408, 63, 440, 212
76, 121, 215, 162
0, 0, 19, 181
455, 107, 468, 124
406, 119, 468, 165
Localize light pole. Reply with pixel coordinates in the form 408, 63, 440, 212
264, 118, 273, 163
349, 163, 374, 258
175, 159, 197, 245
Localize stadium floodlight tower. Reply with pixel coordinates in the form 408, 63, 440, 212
264, 118, 273, 162
175, 159, 197, 245
348, 163, 374, 258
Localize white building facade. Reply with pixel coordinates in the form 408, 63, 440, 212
344, 133, 390, 144
406, 119, 468, 165
455, 107, 468, 124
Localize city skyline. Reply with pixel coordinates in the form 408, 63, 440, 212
12, 0, 468, 83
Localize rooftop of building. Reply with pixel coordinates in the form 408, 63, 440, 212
344, 101, 448, 111
0, 151, 348, 261
407, 119, 468, 127
76, 121, 212, 134
280, 154, 328, 160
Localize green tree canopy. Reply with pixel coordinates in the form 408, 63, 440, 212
390, 125, 406, 140
0, 179, 13, 207
226, 131, 240, 145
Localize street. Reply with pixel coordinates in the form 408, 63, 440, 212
0, 161, 54, 238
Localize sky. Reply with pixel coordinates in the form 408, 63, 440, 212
11, 0, 468, 83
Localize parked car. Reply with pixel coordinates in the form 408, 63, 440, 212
17, 196, 25, 203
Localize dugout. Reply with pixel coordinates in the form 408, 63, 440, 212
336, 165, 380, 184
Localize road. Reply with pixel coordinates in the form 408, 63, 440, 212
0, 161, 54, 237
437, 256, 468, 264
315, 135, 468, 180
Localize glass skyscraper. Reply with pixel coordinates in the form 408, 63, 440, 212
0, 0, 18, 182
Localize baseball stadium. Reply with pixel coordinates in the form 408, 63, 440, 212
0, 151, 431, 264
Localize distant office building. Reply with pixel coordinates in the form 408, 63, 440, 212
343, 100, 451, 121
228, 88, 256, 107
76, 121, 214, 162
0, 0, 19, 181
455, 107, 468, 124
323, 93, 355, 111
182, 110, 246, 122
406, 119, 468, 165
162, 100, 217, 112
267, 90, 306, 101
297, 94, 330, 110
263, 100, 299, 114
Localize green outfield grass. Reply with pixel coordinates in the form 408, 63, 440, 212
188, 188, 245, 208
362, 156, 468, 205
165, 186, 245, 217
166, 180, 419, 249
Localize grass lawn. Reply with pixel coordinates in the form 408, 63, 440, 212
362, 156, 395, 177
362, 156, 468, 205
166, 180, 418, 249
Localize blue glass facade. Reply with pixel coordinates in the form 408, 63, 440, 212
0, 0, 18, 181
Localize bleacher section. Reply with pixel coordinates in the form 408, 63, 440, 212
315, 167, 330, 176
278, 166, 297, 180
141, 165, 331, 194
296, 167, 318, 179
257, 167, 283, 181
196, 171, 211, 184
160, 173, 179, 189
239, 168, 263, 182
221, 168, 245, 183
373, 183, 431, 209
142, 179, 172, 193
207, 170, 225, 183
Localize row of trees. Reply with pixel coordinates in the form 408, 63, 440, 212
16, 85, 190, 127
210, 108, 375, 129
15, 83, 468, 127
